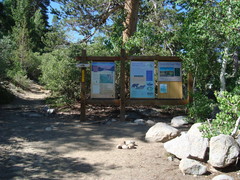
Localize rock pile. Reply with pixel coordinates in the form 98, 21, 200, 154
145, 116, 239, 179
116, 140, 137, 149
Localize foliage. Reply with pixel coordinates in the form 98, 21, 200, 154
0, 36, 14, 80
177, 0, 240, 92
40, 49, 81, 104
187, 92, 214, 123
200, 91, 240, 138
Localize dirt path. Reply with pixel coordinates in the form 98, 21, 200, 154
0, 83, 239, 180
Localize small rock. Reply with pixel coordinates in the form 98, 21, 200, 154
111, 119, 117, 122
125, 140, 135, 145
171, 116, 188, 127
47, 108, 55, 114
212, 174, 234, 180
45, 127, 52, 131
122, 145, 129, 149
127, 143, 136, 149
116, 144, 122, 149
134, 119, 145, 125
146, 120, 155, 126
179, 158, 207, 175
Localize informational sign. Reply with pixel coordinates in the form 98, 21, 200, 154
130, 61, 155, 98
91, 62, 115, 98
158, 62, 182, 82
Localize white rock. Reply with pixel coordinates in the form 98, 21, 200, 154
122, 145, 129, 149
145, 122, 180, 143
146, 120, 155, 126
47, 108, 55, 114
45, 127, 52, 131
134, 119, 145, 125
171, 116, 188, 127
111, 119, 117, 122
179, 158, 207, 175
212, 174, 234, 180
187, 123, 209, 160
164, 133, 190, 159
164, 123, 208, 160
125, 140, 135, 145
209, 134, 240, 168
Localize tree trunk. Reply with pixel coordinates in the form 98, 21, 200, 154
220, 47, 229, 92
122, 0, 140, 43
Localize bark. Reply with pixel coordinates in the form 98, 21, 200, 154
220, 47, 228, 92
122, 0, 140, 43
231, 117, 240, 137
233, 50, 239, 77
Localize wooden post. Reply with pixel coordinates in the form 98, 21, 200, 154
80, 49, 87, 121
187, 73, 193, 103
120, 49, 126, 121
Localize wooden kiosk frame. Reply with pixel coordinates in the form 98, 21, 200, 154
77, 49, 193, 121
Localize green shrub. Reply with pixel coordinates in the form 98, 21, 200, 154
200, 91, 240, 138
40, 49, 81, 104
187, 92, 214, 123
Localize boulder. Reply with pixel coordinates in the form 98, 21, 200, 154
212, 174, 234, 180
179, 158, 207, 175
209, 134, 239, 168
145, 122, 180, 143
171, 116, 188, 127
187, 123, 209, 160
164, 123, 208, 160
164, 133, 190, 159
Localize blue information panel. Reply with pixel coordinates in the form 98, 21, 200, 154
130, 61, 155, 98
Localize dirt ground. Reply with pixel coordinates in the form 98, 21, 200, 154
0, 83, 240, 180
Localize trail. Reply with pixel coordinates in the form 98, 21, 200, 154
0, 82, 237, 179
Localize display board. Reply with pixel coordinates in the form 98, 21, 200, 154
158, 61, 183, 99
91, 62, 115, 98
130, 61, 155, 98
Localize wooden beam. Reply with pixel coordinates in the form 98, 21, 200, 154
76, 55, 182, 62
80, 50, 87, 122
86, 99, 188, 106
120, 49, 126, 121
126, 99, 188, 106
86, 99, 120, 106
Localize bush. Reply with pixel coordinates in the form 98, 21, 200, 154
200, 91, 240, 138
0, 36, 14, 80
187, 92, 214, 123
40, 49, 81, 104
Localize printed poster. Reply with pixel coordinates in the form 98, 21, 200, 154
130, 61, 155, 98
158, 62, 182, 82
91, 62, 115, 98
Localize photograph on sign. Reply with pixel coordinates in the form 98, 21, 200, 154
130, 61, 155, 98
158, 62, 182, 82
91, 62, 115, 98
159, 84, 168, 93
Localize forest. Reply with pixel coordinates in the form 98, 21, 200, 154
0, 0, 239, 138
